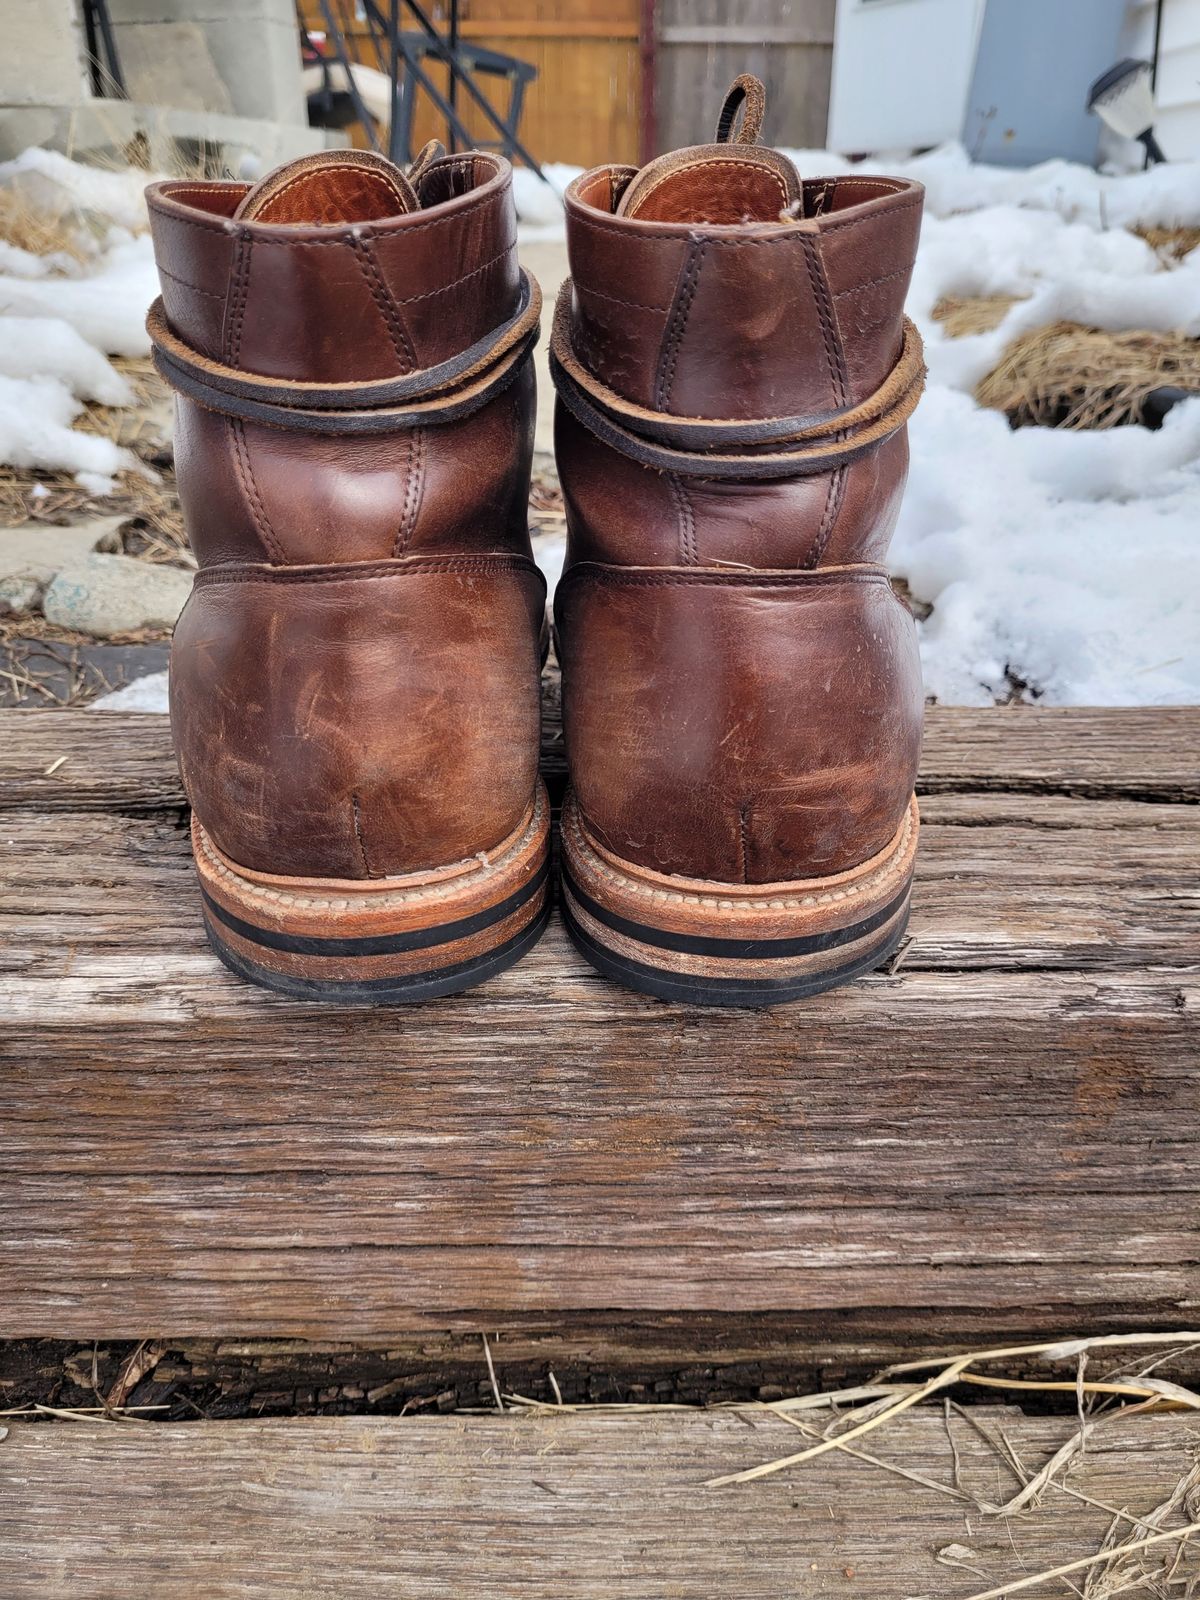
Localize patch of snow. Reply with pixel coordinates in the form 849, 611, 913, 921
779, 139, 1200, 231
0, 147, 157, 236
0, 374, 135, 481
0, 229, 157, 358
514, 162, 583, 242
534, 536, 566, 603
0, 141, 1196, 705
89, 668, 170, 713
0, 240, 77, 279
0, 150, 157, 488
0, 316, 133, 405
894, 390, 1200, 705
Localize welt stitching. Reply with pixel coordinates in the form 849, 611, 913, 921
574, 281, 670, 314
655, 238, 706, 412
394, 427, 425, 556
228, 419, 285, 565
568, 803, 912, 912
156, 263, 226, 300
353, 233, 416, 371
833, 266, 911, 298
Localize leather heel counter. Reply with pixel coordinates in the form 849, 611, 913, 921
171, 558, 545, 879
556, 565, 923, 884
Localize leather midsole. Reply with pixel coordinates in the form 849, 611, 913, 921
192, 781, 551, 972
561, 788, 919, 952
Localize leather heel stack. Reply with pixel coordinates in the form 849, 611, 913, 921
195, 783, 551, 1003
560, 792, 918, 1007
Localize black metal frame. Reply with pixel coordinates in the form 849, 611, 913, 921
81, 0, 127, 98
308, 0, 544, 177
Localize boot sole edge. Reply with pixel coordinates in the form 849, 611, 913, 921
192, 781, 551, 1004
560, 791, 917, 1008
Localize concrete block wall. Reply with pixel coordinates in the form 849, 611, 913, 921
4, 0, 90, 108
105, 0, 308, 126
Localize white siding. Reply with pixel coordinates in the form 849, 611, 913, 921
1125, 0, 1200, 159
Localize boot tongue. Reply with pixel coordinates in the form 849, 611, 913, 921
615, 73, 800, 225
233, 148, 420, 224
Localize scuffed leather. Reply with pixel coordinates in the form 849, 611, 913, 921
172, 559, 544, 880
557, 567, 922, 882
555, 154, 925, 885
149, 153, 540, 880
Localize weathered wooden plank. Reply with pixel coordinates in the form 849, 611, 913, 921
1, 697, 1198, 1337
4, 701, 1180, 810
2, 1409, 1197, 1598
3, 704, 1195, 813
1, 711, 1196, 1341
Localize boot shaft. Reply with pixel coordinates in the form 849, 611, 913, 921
148, 149, 545, 888
147, 150, 536, 572
553, 79, 925, 912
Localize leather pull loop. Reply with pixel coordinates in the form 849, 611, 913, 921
148, 269, 541, 435
406, 138, 445, 188
714, 74, 766, 145
549, 279, 925, 481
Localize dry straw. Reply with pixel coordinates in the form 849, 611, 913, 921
978, 321, 1200, 430
693, 1330, 1200, 1600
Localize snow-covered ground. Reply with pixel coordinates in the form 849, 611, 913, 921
2, 142, 1198, 707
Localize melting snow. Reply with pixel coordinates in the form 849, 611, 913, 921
2, 145, 1197, 706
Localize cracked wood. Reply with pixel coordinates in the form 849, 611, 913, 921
0, 704, 1196, 1338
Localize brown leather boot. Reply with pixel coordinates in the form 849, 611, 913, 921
552, 77, 926, 1006
146, 147, 549, 1001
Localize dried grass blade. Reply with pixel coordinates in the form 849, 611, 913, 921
705, 1357, 974, 1487
957, 1517, 1200, 1600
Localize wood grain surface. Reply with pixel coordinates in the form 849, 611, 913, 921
0, 705, 1196, 1338
1, 1407, 1197, 1598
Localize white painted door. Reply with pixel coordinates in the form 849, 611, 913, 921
828, 0, 988, 153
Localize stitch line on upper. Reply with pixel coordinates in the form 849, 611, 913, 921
656, 238, 706, 412
832, 265, 912, 299
353, 233, 417, 372
156, 262, 227, 300
575, 281, 671, 314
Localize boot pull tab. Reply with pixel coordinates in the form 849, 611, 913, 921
406, 139, 445, 188
714, 74, 766, 145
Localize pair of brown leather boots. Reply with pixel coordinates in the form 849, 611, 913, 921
147, 77, 925, 1008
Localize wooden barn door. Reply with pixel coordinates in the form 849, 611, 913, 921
301, 2, 642, 168
652, 0, 835, 152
